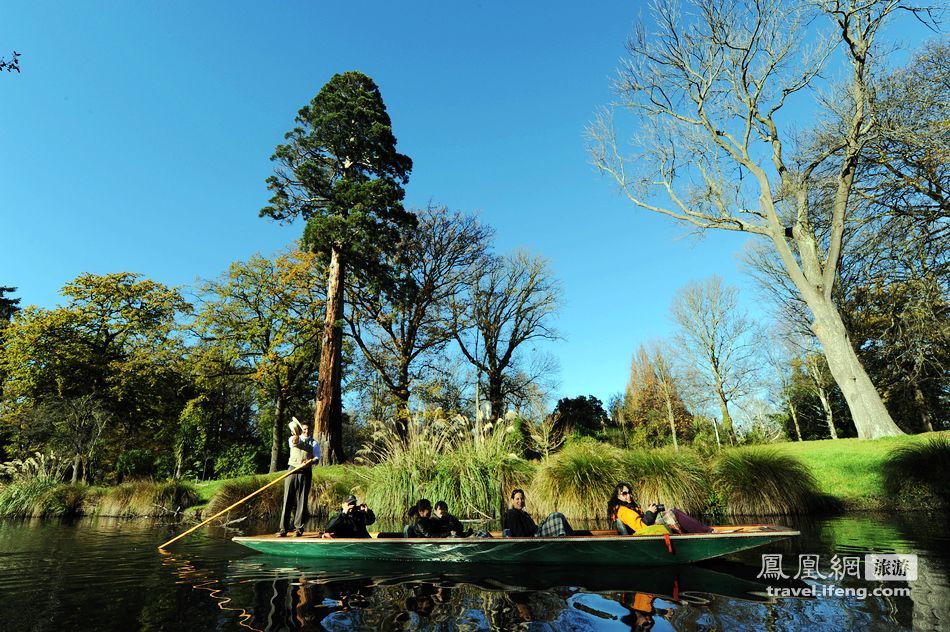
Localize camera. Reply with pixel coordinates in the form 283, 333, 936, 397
655, 503, 666, 513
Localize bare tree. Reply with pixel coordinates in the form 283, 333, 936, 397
649, 342, 687, 451
453, 251, 561, 420
346, 207, 492, 438
671, 277, 760, 445
588, 0, 934, 437
0, 51, 20, 73
763, 326, 805, 441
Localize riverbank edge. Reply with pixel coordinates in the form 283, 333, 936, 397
2, 432, 947, 519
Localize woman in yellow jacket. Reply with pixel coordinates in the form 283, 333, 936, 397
607, 482, 669, 536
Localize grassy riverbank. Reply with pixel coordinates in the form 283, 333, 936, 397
771, 432, 949, 511
1, 432, 946, 520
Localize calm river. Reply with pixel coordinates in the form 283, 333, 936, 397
0, 513, 946, 631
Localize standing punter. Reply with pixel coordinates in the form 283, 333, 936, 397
278, 418, 320, 537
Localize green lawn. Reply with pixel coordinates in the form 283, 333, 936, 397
771, 432, 947, 509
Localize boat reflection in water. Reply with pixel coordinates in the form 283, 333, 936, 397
180, 556, 810, 631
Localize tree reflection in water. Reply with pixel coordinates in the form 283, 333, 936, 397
158, 556, 803, 631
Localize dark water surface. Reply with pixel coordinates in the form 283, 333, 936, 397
0, 513, 946, 631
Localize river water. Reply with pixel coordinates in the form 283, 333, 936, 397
0, 513, 946, 631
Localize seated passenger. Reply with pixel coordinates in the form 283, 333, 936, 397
433, 500, 467, 537
322, 495, 376, 538
607, 482, 668, 536
406, 499, 450, 538
607, 482, 712, 535
502, 488, 573, 537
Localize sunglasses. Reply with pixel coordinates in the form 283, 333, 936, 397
619, 490, 631, 496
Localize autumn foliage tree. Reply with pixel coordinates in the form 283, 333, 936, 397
622, 343, 692, 448
0, 273, 190, 480
194, 250, 325, 472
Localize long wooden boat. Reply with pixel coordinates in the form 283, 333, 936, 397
233, 525, 798, 567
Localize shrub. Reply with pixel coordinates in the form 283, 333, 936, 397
530, 439, 625, 520
622, 448, 710, 516
713, 447, 829, 516
0, 453, 82, 517
41, 483, 88, 517
116, 449, 157, 480
881, 435, 950, 509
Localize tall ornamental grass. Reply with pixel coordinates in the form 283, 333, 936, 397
622, 448, 710, 516
713, 447, 828, 516
881, 435, 950, 509
359, 415, 529, 520
530, 439, 625, 520
0, 452, 83, 517
0, 479, 61, 517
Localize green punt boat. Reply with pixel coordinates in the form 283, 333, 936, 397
232, 525, 798, 566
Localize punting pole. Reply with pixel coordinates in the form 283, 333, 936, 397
158, 458, 314, 551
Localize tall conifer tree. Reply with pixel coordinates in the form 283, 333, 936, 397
261, 72, 413, 462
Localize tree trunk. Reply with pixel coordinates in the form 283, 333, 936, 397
314, 247, 345, 464
269, 394, 285, 473
664, 396, 678, 451
809, 301, 904, 438
394, 370, 411, 441
717, 396, 735, 446
487, 375, 504, 421
815, 385, 838, 440
789, 402, 803, 442
914, 386, 934, 433
711, 418, 721, 451
174, 449, 184, 480
71, 455, 80, 484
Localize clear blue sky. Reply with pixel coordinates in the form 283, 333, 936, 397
0, 1, 931, 407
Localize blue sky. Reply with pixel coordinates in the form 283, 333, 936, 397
0, 2, 931, 407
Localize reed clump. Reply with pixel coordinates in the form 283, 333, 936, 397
97, 480, 198, 517
530, 439, 625, 520
622, 448, 711, 516
359, 415, 529, 520
0, 452, 85, 517
204, 474, 283, 519
881, 435, 950, 509
713, 447, 828, 516
0, 479, 61, 517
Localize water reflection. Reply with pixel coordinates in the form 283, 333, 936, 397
0, 513, 947, 631
157, 555, 806, 631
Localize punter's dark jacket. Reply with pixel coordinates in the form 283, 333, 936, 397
502, 508, 537, 537
325, 507, 376, 538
